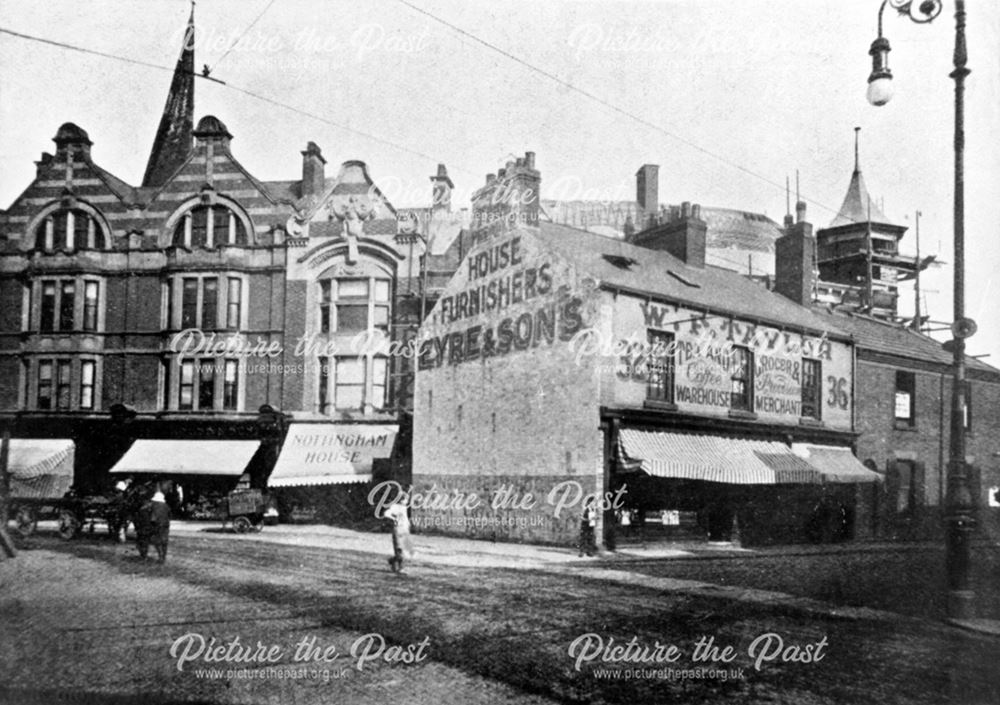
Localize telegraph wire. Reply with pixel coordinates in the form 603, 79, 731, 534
0, 26, 460, 172
391, 0, 845, 219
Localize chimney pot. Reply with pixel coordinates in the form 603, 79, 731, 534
796, 200, 807, 223
486, 173, 496, 184
525, 151, 536, 168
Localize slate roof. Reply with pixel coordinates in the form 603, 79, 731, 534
536, 222, 848, 339
828, 169, 898, 229
809, 308, 999, 376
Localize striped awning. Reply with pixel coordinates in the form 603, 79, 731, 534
109, 440, 260, 476
619, 429, 820, 485
792, 444, 883, 483
6, 439, 75, 499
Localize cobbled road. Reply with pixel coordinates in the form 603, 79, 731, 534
2, 531, 999, 705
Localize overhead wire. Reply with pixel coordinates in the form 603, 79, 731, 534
391, 0, 847, 220
0, 26, 462, 173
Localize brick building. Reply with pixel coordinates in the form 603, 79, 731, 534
0, 13, 440, 522
798, 148, 1000, 541
411, 157, 882, 548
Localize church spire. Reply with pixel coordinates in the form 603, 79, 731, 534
142, 4, 195, 187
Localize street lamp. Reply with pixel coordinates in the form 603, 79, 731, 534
866, 0, 977, 621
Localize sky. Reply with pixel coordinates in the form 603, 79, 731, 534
1, 0, 998, 359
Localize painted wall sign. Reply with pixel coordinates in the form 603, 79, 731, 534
607, 297, 854, 429
420, 233, 586, 369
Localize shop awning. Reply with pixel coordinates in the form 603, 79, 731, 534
108, 440, 260, 476
6, 439, 75, 499
792, 444, 883, 484
268, 423, 397, 488
619, 429, 820, 485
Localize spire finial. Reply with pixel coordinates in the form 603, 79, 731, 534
854, 126, 861, 174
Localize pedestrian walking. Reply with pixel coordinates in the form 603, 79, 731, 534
578, 497, 597, 557
136, 491, 171, 563
383, 497, 412, 573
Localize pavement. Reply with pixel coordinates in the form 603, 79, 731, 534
20, 519, 1000, 635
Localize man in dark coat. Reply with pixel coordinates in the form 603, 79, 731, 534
136, 491, 171, 562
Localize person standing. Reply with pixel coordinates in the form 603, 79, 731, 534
578, 497, 597, 557
145, 492, 170, 563
383, 498, 412, 573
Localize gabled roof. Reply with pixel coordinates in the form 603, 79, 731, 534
828, 169, 898, 229
535, 223, 849, 339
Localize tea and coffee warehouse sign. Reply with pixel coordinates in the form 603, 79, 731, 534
607, 297, 854, 430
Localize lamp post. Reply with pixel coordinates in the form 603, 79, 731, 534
866, 0, 977, 620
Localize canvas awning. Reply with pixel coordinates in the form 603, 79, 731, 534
109, 440, 260, 476
268, 423, 397, 488
792, 444, 883, 484
619, 429, 820, 485
6, 439, 75, 499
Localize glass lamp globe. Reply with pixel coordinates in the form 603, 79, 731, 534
866, 77, 894, 107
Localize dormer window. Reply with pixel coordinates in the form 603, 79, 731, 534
172, 204, 248, 248
34, 208, 108, 251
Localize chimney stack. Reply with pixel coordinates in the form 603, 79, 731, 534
471, 151, 540, 239
627, 200, 707, 268
636, 164, 659, 228
774, 218, 816, 306
301, 141, 327, 198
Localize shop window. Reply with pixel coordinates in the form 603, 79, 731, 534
318, 277, 391, 334
645, 330, 675, 403
730, 346, 753, 411
172, 204, 248, 248
894, 371, 915, 426
801, 358, 821, 420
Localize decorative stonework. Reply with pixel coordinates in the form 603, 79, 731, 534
330, 195, 379, 264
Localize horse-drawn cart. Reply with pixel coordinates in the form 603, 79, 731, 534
12, 492, 129, 540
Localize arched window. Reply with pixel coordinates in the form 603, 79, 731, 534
34, 207, 108, 251
172, 204, 248, 248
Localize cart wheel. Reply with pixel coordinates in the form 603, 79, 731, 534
58, 511, 80, 540
232, 516, 252, 533
14, 506, 37, 537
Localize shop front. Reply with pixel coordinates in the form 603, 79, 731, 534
266, 421, 397, 525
